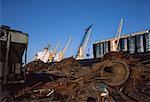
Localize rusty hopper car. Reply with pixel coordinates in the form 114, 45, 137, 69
0, 26, 28, 91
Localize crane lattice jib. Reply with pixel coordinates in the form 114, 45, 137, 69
53, 41, 59, 54
62, 37, 72, 56
76, 24, 93, 59
116, 18, 123, 50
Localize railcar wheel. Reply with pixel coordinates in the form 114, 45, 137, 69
92, 59, 130, 87
102, 60, 130, 86
103, 51, 124, 60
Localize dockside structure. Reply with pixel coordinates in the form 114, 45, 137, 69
93, 30, 150, 58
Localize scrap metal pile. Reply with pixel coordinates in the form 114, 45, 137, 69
3, 52, 150, 102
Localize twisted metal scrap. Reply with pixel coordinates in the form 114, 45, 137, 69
12, 52, 150, 102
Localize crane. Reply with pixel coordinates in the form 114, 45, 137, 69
62, 36, 72, 57
76, 24, 93, 60
48, 42, 60, 62
54, 37, 72, 61
52, 41, 59, 54
111, 18, 124, 51
115, 18, 124, 50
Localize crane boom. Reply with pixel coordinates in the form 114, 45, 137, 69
53, 41, 59, 54
54, 37, 72, 61
62, 36, 72, 55
76, 24, 93, 60
115, 18, 123, 50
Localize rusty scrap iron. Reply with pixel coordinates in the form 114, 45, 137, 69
1, 51, 150, 102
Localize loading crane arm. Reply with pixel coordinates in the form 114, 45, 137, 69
115, 18, 124, 50
76, 24, 93, 60
54, 37, 72, 61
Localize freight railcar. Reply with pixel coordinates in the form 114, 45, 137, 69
0, 26, 28, 91
93, 30, 150, 58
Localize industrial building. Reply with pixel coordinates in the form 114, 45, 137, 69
93, 30, 150, 58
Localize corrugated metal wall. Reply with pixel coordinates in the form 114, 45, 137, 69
93, 30, 150, 58
145, 33, 150, 51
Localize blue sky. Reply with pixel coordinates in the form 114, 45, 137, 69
1, 0, 150, 62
